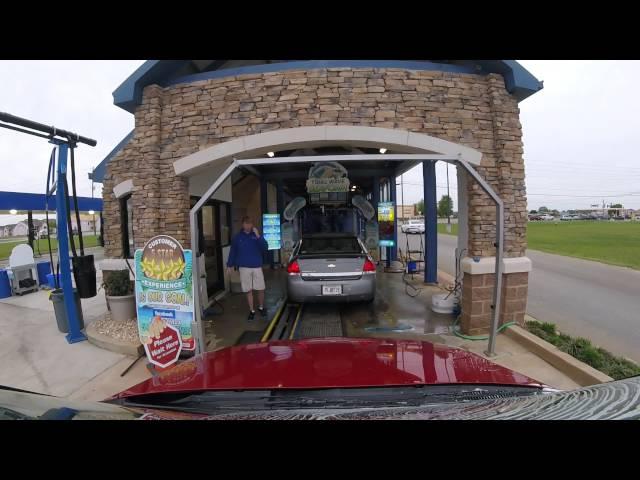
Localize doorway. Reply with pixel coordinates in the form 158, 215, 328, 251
192, 197, 231, 298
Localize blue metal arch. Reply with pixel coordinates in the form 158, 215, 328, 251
0, 191, 102, 212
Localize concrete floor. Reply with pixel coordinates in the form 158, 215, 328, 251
206, 266, 580, 390
0, 245, 581, 400
0, 247, 151, 400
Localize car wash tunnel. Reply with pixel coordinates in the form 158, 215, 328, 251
175, 131, 505, 355
197, 153, 447, 350
90, 60, 543, 358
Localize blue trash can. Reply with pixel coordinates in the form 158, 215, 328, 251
46, 273, 61, 289
37, 261, 51, 286
0, 270, 11, 299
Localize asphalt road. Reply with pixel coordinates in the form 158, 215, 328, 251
430, 232, 640, 363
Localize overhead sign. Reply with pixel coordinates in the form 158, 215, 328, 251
262, 214, 282, 251
135, 235, 195, 357
378, 202, 395, 247
306, 162, 350, 193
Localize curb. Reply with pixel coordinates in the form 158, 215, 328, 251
505, 321, 613, 387
86, 322, 144, 357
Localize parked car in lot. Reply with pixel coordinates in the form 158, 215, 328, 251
401, 219, 425, 233
540, 214, 555, 221
286, 233, 376, 303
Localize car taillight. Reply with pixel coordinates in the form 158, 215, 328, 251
287, 260, 300, 274
363, 258, 376, 272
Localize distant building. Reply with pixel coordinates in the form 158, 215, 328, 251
11, 222, 28, 237
0, 225, 13, 238
397, 205, 417, 219
70, 214, 96, 234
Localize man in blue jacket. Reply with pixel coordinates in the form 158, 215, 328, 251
227, 216, 269, 321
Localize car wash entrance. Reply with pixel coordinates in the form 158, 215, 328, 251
176, 126, 506, 358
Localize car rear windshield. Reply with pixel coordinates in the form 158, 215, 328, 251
300, 237, 362, 255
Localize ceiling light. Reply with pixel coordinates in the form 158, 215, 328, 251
9, 209, 17, 215
379, 148, 387, 154
267, 151, 275, 158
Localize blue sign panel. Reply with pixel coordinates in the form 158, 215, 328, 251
262, 214, 282, 251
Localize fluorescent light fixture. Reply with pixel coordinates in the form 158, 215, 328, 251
267, 151, 275, 158
379, 148, 387, 154
88, 210, 95, 215
9, 209, 17, 215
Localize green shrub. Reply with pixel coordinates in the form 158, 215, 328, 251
540, 322, 556, 335
524, 320, 640, 381
102, 270, 133, 296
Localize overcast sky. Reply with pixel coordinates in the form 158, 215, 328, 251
1, 60, 639, 226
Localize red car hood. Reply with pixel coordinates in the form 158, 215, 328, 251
112, 338, 544, 400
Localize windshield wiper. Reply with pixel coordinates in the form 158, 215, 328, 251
115, 385, 543, 415
0, 407, 32, 420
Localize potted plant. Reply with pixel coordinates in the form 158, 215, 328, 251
102, 269, 136, 321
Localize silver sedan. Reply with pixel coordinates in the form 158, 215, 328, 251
286, 234, 376, 303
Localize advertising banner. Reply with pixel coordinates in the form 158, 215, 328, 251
306, 162, 350, 193
135, 235, 195, 360
262, 214, 282, 251
378, 202, 395, 247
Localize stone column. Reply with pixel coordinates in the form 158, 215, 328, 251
133, 84, 163, 248
459, 257, 532, 335
459, 74, 531, 335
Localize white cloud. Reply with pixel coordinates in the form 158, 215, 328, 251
2, 60, 638, 220
0, 60, 144, 201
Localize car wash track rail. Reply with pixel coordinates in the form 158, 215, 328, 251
260, 301, 345, 342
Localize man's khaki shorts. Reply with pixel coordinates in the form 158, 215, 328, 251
238, 267, 265, 292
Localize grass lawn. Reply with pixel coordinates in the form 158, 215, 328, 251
0, 235, 99, 260
525, 320, 640, 380
437, 221, 640, 270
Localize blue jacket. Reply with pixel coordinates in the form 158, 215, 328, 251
227, 231, 268, 268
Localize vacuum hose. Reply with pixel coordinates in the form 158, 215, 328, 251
452, 315, 516, 340
45, 148, 59, 289
69, 144, 84, 256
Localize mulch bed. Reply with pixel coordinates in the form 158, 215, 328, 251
92, 313, 140, 344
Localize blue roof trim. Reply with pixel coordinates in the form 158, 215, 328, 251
475, 60, 543, 101
166, 60, 478, 88
113, 60, 190, 113
0, 191, 103, 212
90, 130, 135, 184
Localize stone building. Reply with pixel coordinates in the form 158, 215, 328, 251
91, 60, 542, 335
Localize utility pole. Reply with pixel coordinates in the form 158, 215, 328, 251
400, 174, 405, 220
91, 166, 97, 236
446, 163, 451, 233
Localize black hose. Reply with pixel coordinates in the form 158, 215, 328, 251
69, 144, 84, 255
63, 174, 77, 259
45, 148, 59, 289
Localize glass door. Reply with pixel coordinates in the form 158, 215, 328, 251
202, 204, 223, 297
192, 198, 231, 299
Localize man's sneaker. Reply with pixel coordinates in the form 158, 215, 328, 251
248, 311, 256, 322
258, 306, 267, 318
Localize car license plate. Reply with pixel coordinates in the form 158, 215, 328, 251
322, 285, 342, 295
